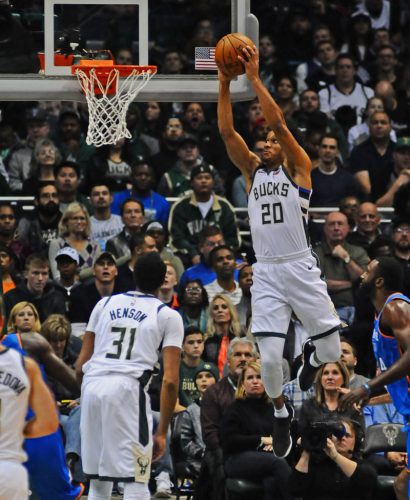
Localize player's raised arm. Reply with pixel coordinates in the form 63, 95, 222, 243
217, 70, 260, 190
239, 45, 312, 186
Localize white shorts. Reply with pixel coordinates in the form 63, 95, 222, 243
251, 252, 340, 339
0, 460, 28, 500
81, 373, 153, 483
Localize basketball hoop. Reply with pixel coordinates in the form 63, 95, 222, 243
72, 60, 157, 147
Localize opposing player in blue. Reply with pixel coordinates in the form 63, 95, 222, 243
218, 44, 341, 458
340, 256, 410, 500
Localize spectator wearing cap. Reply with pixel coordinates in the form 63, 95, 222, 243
376, 137, 410, 207
110, 158, 170, 226
179, 362, 218, 477
48, 202, 101, 281
146, 221, 184, 281
54, 160, 93, 214
157, 261, 179, 309
391, 217, 410, 297
51, 108, 94, 171
349, 111, 395, 202
54, 247, 80, 303
68, 251, 119, 338
157, 134, 223, 198
8, 108, 50, 192
17, 183, 62, 255
106, 199, 145, 263
115, 232, 158, 293
89, 184, 123, 251
318, 53, 374, 125
3, 253, 66, 324
168, 163, 240, 268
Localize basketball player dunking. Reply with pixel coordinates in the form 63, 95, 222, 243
218, 45, 342, 457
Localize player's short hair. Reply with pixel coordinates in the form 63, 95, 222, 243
25, 253, 49, 270
374, 256, 404, 293
133, 252, 166, 294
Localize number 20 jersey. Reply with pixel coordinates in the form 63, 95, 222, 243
83, 292, 184, 379
248, 165, 311, 260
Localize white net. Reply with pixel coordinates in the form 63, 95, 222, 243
74, 66, 156, 147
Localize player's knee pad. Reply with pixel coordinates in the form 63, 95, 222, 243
87, 479, 113, 500
123, 481, 150, 500
313, 330, 341, 363
257, 336, 285, 399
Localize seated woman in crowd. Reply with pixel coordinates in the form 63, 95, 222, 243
289, 417, 377, 500
6, 300, 41, 335
48, 202, 101, 280
298, 361, 364, 435
221, 361, 294, 500
204, 294, 242, 377
179, 363, 219, 477
178, 279, 209, 333
22, 138, 61, 195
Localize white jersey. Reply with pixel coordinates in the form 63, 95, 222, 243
0, 348, 29, 463
83, 292, 184, 379
248, 165, 311, 260
319, 83, 374, 124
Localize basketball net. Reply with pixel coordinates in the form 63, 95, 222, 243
74, 66, 156, 147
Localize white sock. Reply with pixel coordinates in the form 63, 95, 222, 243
274, 405, 289, 419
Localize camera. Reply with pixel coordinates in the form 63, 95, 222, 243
301, 421, 346, 452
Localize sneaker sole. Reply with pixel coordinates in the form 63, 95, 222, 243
274, 434, 293, 459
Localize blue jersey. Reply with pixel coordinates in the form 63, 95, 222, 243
372, 292, 410, 418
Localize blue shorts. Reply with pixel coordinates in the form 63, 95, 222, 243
24, 429, 83, 500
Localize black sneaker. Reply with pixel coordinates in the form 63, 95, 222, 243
298, 339, 319, 391
272, 404, 294, 458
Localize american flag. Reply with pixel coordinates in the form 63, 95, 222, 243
195, 47, 217, 70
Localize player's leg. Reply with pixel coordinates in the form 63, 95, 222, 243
123, 481, 150, 500
287, 255, 342, 390
0, 461, 29, 500
252, 262, 294, 457
87, 479, 113, 500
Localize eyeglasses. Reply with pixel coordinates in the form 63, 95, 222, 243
185, 287, 202, 293
394, 227, 410, 234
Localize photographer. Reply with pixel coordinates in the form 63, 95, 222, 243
289, 418, 377, 500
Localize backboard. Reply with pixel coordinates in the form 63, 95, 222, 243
0, 0, 258, 102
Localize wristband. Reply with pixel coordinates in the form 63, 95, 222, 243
362, 382, 372, 396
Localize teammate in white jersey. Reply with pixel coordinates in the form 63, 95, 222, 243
0, 345, 59, 500
218, 45, 342, 458
76, 252, 184, 500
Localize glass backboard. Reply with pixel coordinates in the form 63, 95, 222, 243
0, 0, 258, 102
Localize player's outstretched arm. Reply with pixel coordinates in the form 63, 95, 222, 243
153, 345, 181, 462
239, 45, 312, 186
24, 357, 59, 438
339, 300, 410, 410
217, 70, 260, 190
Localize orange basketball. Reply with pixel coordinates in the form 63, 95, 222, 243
215, 33, 254, 77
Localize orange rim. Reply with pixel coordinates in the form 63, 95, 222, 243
71, 62, 157, 77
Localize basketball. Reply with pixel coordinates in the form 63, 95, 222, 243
215, 33, 254, 77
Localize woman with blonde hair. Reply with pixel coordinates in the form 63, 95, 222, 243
48, 202, 101, 279
204, 294, 242, 377
299, 361, 363, 436
7, 301, 41, 334
221, 361, 293, 500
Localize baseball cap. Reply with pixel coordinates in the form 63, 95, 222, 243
392, 216, 410, 231
55, 247, 80, 264
146, 221, 165, 232
351, 11, 371, 21
93, 251, 117, 266
26, 108, 49, 123
195, 363, 219, 382
395, 137, 410, 150
190, 163, 215, 181
177, 134, 199, 148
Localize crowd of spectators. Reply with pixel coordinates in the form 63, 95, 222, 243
0, 0, 410, 498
